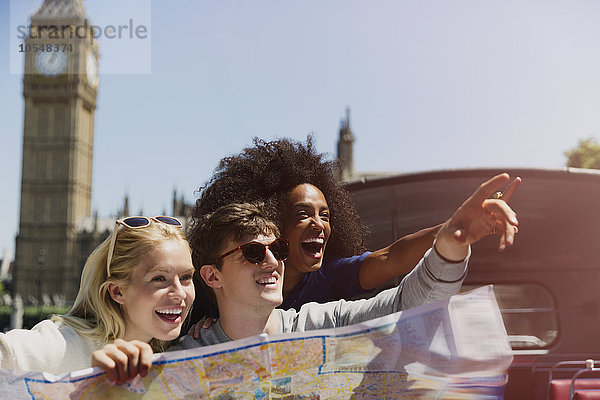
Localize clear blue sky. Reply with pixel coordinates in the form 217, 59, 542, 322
2, 0, 600, 260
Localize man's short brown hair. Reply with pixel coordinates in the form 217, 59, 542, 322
187, 202, 280, 310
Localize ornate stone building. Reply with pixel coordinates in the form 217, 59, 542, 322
12, 0, 349, 304
13, 0, 99, 301
336, 108, 396, 183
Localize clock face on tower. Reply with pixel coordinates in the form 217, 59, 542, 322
36, 51, 68, 76
86, 51, 99, 88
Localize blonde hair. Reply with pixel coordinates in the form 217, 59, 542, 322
53, 219, 190, 352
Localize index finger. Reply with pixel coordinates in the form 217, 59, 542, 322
472, 173, 511, 203
498, 177, 522, 203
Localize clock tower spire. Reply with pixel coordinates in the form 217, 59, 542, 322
14, 0, 99, 301
337, 107, 355, 181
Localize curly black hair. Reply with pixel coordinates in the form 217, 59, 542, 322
190, 136, 368, 259
186, 136, 369, 321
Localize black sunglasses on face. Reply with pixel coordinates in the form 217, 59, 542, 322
217, 238, 289, 264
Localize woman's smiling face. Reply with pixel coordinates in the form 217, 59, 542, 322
282, 183, 332, 276
113, 239, 195, 343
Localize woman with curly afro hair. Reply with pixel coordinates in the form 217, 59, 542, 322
188, 136, 444, 321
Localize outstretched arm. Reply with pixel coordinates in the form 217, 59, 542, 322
357, 174, 520, 290
358, 224, 443, 290
290, 174, 521, 330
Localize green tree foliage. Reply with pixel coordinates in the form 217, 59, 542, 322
0, 305, 70, 331
565, 137, 600, 169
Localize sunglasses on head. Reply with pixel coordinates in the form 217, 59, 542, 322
106, 216, 182, 277
217, 238, 289, 264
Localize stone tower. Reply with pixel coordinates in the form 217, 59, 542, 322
14, 0, 99, 301
337, 108, 355, 181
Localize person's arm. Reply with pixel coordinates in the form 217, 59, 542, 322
286, 244, 468, 332
0, 330, 19, 370
0, 320, 70, 373
358, 224, 442, 290
358, 174, 521, 290
287, 173, 521, 330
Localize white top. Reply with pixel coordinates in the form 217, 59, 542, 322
0, 319, 101, 374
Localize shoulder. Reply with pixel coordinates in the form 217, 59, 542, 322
0, 320, 67, 371
53, 320, 100, 351
323, 251, 374, 296
5, 319, 62, 341
276, 308, 298, 333
1, 320, 101, 373
323, 251, 371, 270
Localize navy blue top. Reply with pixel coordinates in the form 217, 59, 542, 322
279, 251, 373, 310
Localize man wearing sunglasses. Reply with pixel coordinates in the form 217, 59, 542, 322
93, 174, 519, 380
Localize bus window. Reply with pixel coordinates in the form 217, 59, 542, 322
461, 284, 558, 350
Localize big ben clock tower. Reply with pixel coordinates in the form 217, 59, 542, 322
14, 0, 99, 301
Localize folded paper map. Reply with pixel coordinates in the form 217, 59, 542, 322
0, 285, 513, 399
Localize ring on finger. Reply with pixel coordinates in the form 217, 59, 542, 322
492, 191, 503, 199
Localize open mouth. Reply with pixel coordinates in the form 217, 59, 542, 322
155, 307, 183, 324
256, 275, 278, 287
301, 237, 325, 258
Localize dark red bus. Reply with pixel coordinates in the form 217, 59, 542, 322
345, 167, 600, 400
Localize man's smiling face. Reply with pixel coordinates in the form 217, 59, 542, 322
215, 234, 285, 312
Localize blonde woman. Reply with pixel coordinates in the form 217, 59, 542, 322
0, 216, 195, 375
